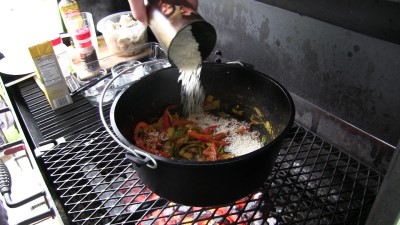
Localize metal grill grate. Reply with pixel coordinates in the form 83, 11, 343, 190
41, 123, 383, 225
17, 79, 108, 143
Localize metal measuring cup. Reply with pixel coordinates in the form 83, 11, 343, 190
146, 0, 217, 66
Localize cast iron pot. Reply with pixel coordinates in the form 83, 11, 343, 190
109, 62, 295, 207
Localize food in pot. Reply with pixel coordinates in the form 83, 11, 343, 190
133, 103, 264, 161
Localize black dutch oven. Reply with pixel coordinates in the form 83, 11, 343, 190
108, 62, 295, 207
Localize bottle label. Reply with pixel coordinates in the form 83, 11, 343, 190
80, 47, 100, 71
60, 3, 80, 19
34, 54, 63, 86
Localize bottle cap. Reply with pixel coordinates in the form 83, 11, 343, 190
51, 37, 62, 46
74, 28, 91, 41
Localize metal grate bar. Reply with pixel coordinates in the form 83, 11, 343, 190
17, 79, 108, 142
41, 123, 383, 225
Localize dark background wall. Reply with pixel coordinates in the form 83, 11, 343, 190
255, 0, 400, 45
77, 0, 131, 35
197, 0, 400, 147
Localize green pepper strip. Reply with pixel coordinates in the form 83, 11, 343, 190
170, 127, 188, 140
204, 125, 217, 135
179, 143, 204, 154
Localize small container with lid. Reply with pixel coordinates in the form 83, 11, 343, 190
73, 27, 101, 82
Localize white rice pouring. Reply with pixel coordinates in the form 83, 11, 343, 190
169, 26, 204, 115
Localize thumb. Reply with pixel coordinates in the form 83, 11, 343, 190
129, 0, 148, 26
187, 0, 198, 9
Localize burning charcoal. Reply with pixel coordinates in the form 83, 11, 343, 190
289, 167, 301, 175
244, 201, 258, 211
319, 178, 331, 187
252, 192, 263, 200
90, 177, 103, 185
275, 155, 284, 162
253, 211, 264, 220
267, 217, 277, 225
327, 188, 340, 203
95, 184, 109, 193
126, 203, 141, 213
82, 165, 101, 178
319, 217, 331, 225
280, 162, 291, 169
289, 193, 301, 202
271, 179, 283, 187
317, 187, 329, 197
174, 204, 190, 212
275, 206, 283, 213
308, 208, 322, 218
281, 214, 294, 224
276, 170, 287, 177
196, 209, 214, 220
250, 218, 265, 225
301, 165, 312, 173
106, 200, 124, 216
110, 176, 126, 189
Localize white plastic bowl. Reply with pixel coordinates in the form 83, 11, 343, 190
97, 11, 148, 56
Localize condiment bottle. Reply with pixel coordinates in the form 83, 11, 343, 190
59, 0, 81, 33
51, 36, 80, 92
74, 28, 101, 81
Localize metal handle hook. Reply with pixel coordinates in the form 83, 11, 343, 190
99, 61, 159, 169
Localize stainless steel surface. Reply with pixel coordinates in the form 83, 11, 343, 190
365, 140, 400, 225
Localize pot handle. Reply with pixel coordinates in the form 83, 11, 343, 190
226, 60, 255, 69
98, 61, 158, 169
126, 150, 151, 167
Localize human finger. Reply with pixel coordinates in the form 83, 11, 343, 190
128, 0, 148, 26
187, 0, 198, 9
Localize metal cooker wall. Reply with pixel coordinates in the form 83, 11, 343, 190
198, 0, 400, 161
254, 0, 400, 45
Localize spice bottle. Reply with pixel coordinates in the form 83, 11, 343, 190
51, 36, 80, 92
74, 27, 101, 81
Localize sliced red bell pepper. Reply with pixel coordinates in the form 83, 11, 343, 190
203, 143, 218, 161
204, 125, 218, 135
187, 130, 228, 143
134, 122, 149, 149
211, 140, 229, 146
171, 119, 193, 126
